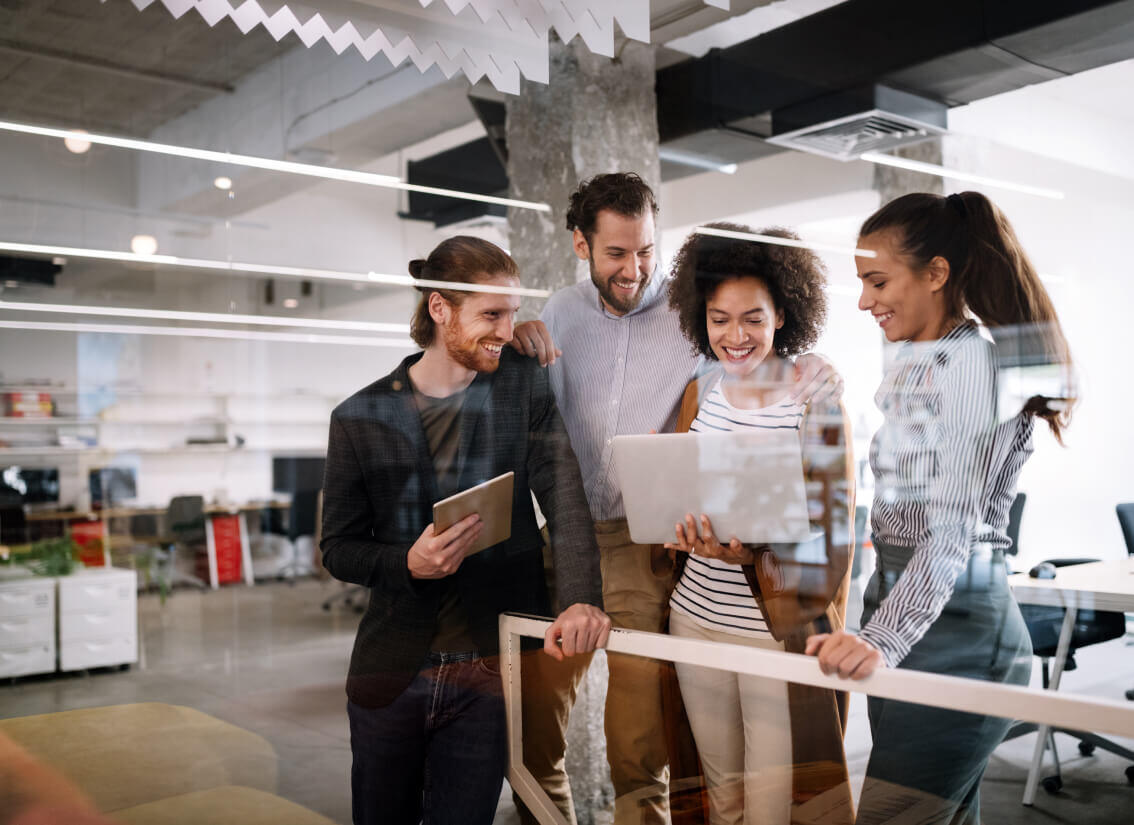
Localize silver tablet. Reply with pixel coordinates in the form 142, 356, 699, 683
432, 471, 514, 555
613, 431, 811, 546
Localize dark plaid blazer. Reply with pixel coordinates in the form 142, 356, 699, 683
321, 349, 602, 708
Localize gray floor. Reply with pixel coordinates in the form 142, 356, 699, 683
2, 579, 1131, 824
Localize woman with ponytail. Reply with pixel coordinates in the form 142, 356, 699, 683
804, 191, 1074, 824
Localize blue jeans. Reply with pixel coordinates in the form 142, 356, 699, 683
348, 651, 507, 825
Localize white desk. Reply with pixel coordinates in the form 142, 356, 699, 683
1010, 558, 1134, 805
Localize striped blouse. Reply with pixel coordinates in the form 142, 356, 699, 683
669, 379, 806, 638
859, 321, 1035, 667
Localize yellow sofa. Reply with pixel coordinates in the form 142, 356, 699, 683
0, 702, 336, 825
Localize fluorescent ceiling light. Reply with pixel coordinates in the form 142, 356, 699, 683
0, 120, 551, 213
693, 226, 876, 258
0, 319, 415, 348
0, 241, 552, 298
130, 234, 158, 256
659, 148, 737, 175
0, 299, 411, 334
860, 151, 1065, 200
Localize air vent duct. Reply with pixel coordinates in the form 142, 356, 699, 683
767, 85, 947, 161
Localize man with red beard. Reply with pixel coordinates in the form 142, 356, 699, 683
320, 236, 609, 825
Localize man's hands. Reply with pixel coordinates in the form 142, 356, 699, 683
790, 353, 844, 405
804, 630, 885, 680
406, 515, 483, 579
510, 320, 562, 367
544, 603, 612, 661
664, 513, 754, 566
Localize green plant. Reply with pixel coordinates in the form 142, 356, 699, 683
22, 536, 81, 577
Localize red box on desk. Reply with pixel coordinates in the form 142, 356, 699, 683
3, 392, 53, 417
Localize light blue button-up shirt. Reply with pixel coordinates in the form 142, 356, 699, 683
541, 273, 702, 521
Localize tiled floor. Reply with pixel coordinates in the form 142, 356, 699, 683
2, 578, 1131, 824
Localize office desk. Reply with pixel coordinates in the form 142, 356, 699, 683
200, 502, 289, 588
1010, 558, 1134, 804
23, 501, 291, 589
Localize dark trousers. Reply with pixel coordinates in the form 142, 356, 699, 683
856, 541, 1032, 825
347, 651, 507, 825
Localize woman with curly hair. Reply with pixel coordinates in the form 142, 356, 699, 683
663, 223, 855, 825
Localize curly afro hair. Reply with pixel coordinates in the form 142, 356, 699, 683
667, 222, 828, 360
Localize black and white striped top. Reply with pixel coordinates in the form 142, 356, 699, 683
859, 321, 1035, 667
669, 380, 806, 638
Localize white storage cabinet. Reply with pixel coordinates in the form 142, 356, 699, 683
0, 575, 56, 678
58, 568, 138, 671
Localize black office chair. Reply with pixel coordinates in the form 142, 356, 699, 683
0, 506, 30, 546
1010, 493, 1133, 792
164, 495, 208, 590
1116, 503, 1134, 703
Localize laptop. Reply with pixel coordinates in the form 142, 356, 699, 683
613, 430, 812, 546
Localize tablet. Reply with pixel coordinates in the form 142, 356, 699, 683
432, 471, 514, 555
613, 430, 811, 546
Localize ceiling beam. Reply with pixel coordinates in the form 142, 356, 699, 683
0, 38, 234, 95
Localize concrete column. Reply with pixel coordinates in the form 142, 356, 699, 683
505, 33, 661, 825
873, 138, 945, 202
506, 33, 661, 307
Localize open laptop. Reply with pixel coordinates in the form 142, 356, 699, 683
613, 430, 812, 546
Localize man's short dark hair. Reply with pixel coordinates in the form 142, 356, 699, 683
566, 173, 659, 245
667, 222, 828, 360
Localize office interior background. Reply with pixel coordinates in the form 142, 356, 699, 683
0, 1, 1132, 824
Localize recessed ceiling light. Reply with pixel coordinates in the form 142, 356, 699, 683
214, 176, 233, 190
130, 235, 158, 256
282, 298, 299, 309
63, 130, 91, 154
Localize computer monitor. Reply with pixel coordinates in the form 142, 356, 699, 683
89, 466, 138, 509
272, 456, 325, 494
0, 466, 60, 506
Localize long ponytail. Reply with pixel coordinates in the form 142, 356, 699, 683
860, 191, 1074, 441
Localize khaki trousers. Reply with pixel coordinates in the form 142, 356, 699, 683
597, 518, 673, 825
517, 648, 594, 825
516, 520, 672, 825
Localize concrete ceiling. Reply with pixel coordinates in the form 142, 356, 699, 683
0, 0, 296, 136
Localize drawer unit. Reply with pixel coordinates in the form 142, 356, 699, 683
0, 575, 56, 678
57, 574, 137, 614
59, 636, 137, 672
0, 579, 55, 619
0, 641, 55, 678
58, 604, 135, 643
0, 614, 54, 647
58, 568, 137, 671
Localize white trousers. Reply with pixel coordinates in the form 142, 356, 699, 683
669, 611, 793, 825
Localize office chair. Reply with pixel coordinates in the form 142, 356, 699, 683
164, 495, 208, 590
0, 506, 30, 546
1116, 503, 1134, 702
1009, 493, 1134, 792
319, 490, 368, 614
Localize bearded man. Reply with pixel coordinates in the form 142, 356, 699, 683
320, 235, 610, 825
